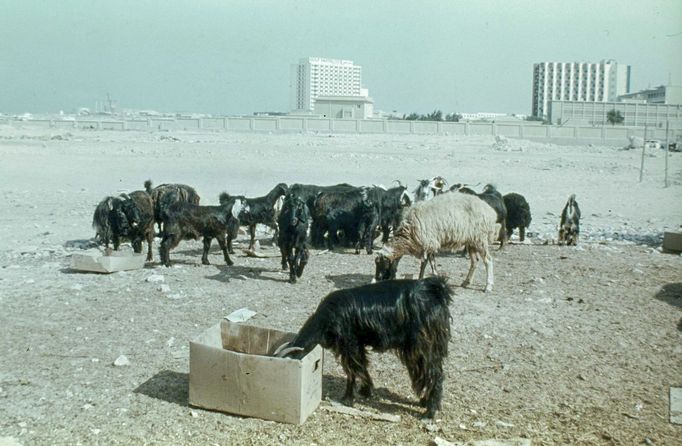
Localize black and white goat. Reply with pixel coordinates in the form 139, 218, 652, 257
503, 192, 532, 242
219, 183, 288, 251
277, 194, 310, 284
413, 176, 448, 202
92, 191, 155, 261
159, 198, 248, 267
274, 277, 453, 419
374, 191, 498, 292
558, 194, 581, 246
145, 180, 201, 233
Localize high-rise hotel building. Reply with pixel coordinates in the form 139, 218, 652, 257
290, 57, 362, 112
532, 60, 631, 118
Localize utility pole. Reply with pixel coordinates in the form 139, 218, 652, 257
639, 125, 647, 183
664, 120, 670, 188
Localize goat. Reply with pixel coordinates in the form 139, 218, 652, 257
311, 187, 380, 254
503, 193, 532, 242
219, 183, 288, 251
289, 183, 356, 248
366, 184, 412, 244
558, 194, 581, 246
451, 183, 508, 248
145, 180, 200, 233
159, 199, 248, 267
274, 277, 453, 419
277, 194, 311, 283
92, 191, 155, 261
374, 192, 498, 292
413, 176, 448, 202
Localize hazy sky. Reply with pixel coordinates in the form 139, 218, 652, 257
1, 0, 680, 115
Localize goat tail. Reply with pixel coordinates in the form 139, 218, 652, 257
144, 180, 153, 194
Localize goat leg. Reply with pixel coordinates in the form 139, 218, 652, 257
217, 236, 233, 266
418, 258, 428, 279
295, 247, 309, 278
461, 246, 478, 288
248, 224, 256, 251
201, 237, 213, 265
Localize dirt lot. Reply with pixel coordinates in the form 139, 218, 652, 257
0, 126, 680, 445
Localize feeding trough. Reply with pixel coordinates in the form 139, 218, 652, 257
70, 250, 146, 273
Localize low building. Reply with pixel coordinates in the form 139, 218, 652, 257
548, 100, 682, 128
313, 96, 374, 119
618, 85, 682, 105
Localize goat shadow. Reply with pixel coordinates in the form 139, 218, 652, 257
322, 374, 423, 418
134, 370, 188, 407
325, 273, 373, 289
654, 282, 682, 331
205, 264, 286, 284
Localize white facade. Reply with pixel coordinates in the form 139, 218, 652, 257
532, 60, 631, 118
290, 57, 362, 112
314, 96, 374, 119
618, 85, 682, 105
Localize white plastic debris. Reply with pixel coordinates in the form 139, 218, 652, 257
113, 355, 130, 367
225, 308, 257, 323
146, 274, 164, 283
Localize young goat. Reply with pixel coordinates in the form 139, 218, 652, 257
503, 192, 532, 242
159, 199, 248, 267
374, 192, 498, 292
558, 194, 581, 246
277, 194, 310, 284
274, 277, 453, 419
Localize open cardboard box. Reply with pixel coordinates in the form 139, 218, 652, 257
189, 320, 323, 424
70, 251, 146, 273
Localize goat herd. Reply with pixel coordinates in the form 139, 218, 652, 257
91, 176, 582, 419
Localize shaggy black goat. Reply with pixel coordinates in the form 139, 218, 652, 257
558, 194, 581, 246
92, 191, 155, 261
503, 192, 532, 242
219, 183, 288, 251
277, 194, 310, 284
159, 199, 248, 267
274, 277, 453, 419
366, 183, 412, 244
145, 180, 201, 233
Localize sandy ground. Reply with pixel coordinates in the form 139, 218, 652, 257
0, 125, 681, 446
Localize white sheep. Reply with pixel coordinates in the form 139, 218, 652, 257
374, 191, 498, 292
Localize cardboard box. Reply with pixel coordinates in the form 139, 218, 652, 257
189, 320, 323, 424
662, 231, 682, 253
70, 251, 146, 273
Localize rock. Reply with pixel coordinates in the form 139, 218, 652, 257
225, 308, 257, 323
158, 284, 171, 293
494, 420, 515, 428
113, 355, 130, 367
190, 409, 199, 418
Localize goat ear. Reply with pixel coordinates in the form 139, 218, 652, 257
106, 198, 114, 211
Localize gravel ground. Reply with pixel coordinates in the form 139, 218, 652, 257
0, 126, 681, 445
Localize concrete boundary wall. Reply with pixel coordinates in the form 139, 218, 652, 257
3, 117, 680, 144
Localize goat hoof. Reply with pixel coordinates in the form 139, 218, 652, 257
340, 396, 354, 407
226, 260, 234, 266
202, 260, 210, 265
359, 385, 373, 398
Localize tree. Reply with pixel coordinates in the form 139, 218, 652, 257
404, 113, 420, 121
606, 109, 624, 125
445, 113, 462, 122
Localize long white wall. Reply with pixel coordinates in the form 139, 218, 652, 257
3, 116, 680, 144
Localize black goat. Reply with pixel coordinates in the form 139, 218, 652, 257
366, 184, 412, 244
159, 199, 248, 267
503, 192, 532, 242
452, 183, 508, 248
92, 191, 155, 261
277, 194, 311, 284
274, 277, 453, 419
311, 187, 380, 254
219, 183, 288, 251
145, 180, 201, 233
558, 194, 581, 246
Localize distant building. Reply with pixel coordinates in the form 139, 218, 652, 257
290, 57, 364, 113
460, 112, 510, 121
532, 60, 631, 118
313, 96, 374, 119
618, 84, 682, 105
548, 100, 682, 128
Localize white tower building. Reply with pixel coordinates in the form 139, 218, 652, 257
290, 57, 362, 112
532, 60, 631, 118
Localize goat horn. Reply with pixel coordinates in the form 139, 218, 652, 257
272, 342, 294, 357
276, 346, 304, 357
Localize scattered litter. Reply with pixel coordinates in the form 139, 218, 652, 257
113, 355, 130, 367
158, 284, 171, 293
494, 420, 515, 428
321, 401, 400, 422
146, 274, 164, 283
190, 409, 199, 418
225, 308, 257, 323
243, 249, 269, 258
